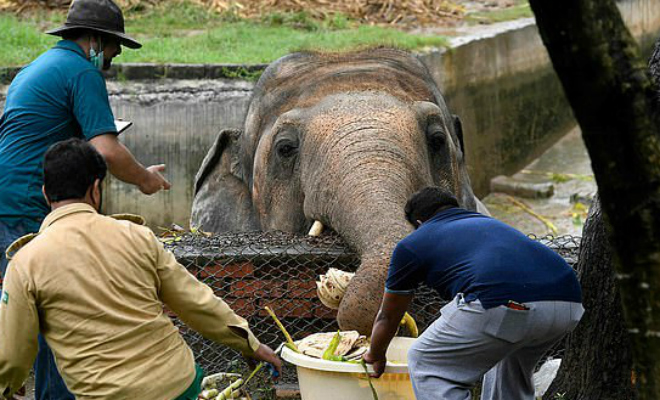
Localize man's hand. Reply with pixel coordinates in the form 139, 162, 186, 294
363, 349, 387, 378
366, 292, 413, 379
249, 344, 283, 379
90, 135, 172, 195
139, 164, 171, 195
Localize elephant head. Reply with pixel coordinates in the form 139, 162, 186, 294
192, 48, 482, 334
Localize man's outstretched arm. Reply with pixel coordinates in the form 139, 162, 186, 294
90, 134, 171, 195
152, 234, 282, 375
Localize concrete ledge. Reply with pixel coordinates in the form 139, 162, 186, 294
0, 63, 268, 85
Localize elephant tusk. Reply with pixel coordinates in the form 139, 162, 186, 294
308, 220, 324, 236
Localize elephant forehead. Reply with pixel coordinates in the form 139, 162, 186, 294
312, 91, 407, 112
305, 93, 420, 137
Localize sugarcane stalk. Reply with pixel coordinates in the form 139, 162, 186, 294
322, 331, 348, 361
264, 306, 299, 352
216, 378, 243, 400
504, 195, 558, 235
322, 331, 342, 360
360, 359, 379, 400
208, 362, 264, 400
202, 372, 242, 389
243, 362, 264, 386
200, 388, 219, 399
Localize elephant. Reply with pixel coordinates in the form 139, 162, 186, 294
191, 48, 485, 334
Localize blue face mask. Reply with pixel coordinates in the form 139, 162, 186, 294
89, 37, 104, 70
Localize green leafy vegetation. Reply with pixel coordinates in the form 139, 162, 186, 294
0, 2, 448, 67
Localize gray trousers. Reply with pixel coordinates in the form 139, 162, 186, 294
407, 295, 584, 400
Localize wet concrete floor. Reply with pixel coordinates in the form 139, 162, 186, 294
483, 126, 597, 238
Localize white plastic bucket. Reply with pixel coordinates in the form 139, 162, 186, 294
281, 337, 416, 400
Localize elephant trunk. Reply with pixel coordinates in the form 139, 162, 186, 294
335, 207, 412, 333
337, 246, 405, 334
320, 153, 423, 334
301, 107, 433, 334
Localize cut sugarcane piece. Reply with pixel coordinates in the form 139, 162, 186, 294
200, 388, 219, 399
216, 378, 243, 400
202, 373, 242, 389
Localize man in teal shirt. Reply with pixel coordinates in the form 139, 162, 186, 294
0, 0, 170, 398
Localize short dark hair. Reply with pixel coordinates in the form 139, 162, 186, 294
404, 186, 459, 227
61, 28, 87, 41
43, 138, 107, 202
61, 29, 116, 44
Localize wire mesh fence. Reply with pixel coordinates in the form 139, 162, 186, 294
163, 231, 582, 385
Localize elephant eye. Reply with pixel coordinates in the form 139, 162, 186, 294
276, 141, 298, 158
427, 129, 447, 150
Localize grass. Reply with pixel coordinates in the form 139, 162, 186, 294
0, 2, 448, 67
465, 0, 532, 24
119, 24, 448, 64
0, 12, 57, 67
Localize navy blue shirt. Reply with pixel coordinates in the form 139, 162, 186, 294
0, 40, 116, 225
386, 208, 582, 308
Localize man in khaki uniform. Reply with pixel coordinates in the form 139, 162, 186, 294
0, 138, 281, 399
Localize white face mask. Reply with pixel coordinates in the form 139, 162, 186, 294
89, 36, 104, 70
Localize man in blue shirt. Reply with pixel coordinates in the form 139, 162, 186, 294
0, 1, 170, 398
364, 187, 584, 400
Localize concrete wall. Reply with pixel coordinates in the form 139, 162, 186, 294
421, 0, 660, 195
104, 80, 253, 228
421, 19, 575, 196
1, 0, 659, 228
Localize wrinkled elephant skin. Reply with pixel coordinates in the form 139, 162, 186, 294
191, 48, 481, 334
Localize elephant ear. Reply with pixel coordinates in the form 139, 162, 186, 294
191, 129, 259, 233
451, 115, 488, 214
452, 114, 466, 158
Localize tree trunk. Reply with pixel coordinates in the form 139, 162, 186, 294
544, 196, 636, 400
528, 1, 660, 398
651, 39, 660, 97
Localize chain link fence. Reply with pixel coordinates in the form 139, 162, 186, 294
163, 231, 582, 386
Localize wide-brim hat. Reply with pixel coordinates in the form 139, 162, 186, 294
46, 0, 142, 49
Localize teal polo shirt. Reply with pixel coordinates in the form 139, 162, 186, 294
0, 40, 117, 225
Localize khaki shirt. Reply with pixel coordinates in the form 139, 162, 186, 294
0, 204, 260, 399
